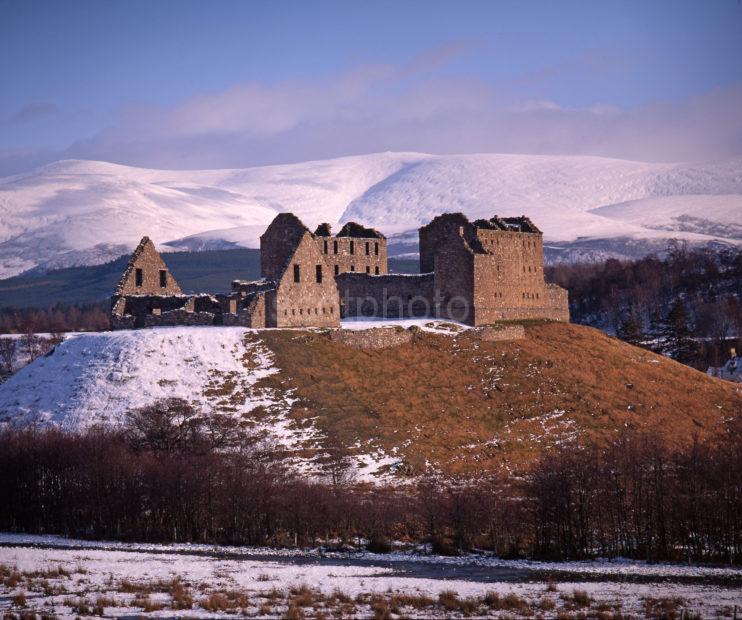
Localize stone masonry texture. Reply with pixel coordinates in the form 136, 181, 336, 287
111, 211, 568, 330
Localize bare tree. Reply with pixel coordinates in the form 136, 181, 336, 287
0, 337, 16, 376
318, 431, 357, 487
124, 398, 206, 454
124, 398, 256, 455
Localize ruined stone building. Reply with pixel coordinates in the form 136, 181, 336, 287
111, 211, 568, 329
339, 213, 569, 324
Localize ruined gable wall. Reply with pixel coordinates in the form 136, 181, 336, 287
336, 273, 435, 318
316, 236, 388, 276
260, 217, 307, 280
117, 239, 181, 296
419, 213, 472, 273
274, 233, 340, 328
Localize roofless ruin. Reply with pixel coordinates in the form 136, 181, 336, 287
111, 213, 569, 329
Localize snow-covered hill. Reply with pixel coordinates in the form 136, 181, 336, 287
1, 152, 741, 279
0, 327, 278, 428
0, 326, 395, 480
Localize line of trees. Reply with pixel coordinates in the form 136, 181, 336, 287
547, 243, 742, 369
1, 400, 739, 563
0, 302, 109, 335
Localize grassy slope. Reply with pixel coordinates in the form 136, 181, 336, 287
255, 322, 742, 475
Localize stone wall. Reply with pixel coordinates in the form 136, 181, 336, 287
271, 233, 340, 328
315, 235, 388, 276
419, 213, 471, 273
116, 237, 182, 296
223, 291, 268, 328
110, 211, 569, 331
432, 235, 475, 324
144, 309, 216, 328
260, 213, 308, 280
473, 324, 526, 341
336, 272, 435, 318
330, 326, 413, 349
544, 283, 570, 322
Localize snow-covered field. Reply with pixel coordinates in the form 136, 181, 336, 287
1, 152, 741, 278
0, 534, 739, 618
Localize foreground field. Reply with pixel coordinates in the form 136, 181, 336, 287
1, 535, 740, 619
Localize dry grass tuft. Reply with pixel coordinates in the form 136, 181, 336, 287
282, 603, 305, 620
561, 589, 593, 609
642, 596, 686, 619
11, 591, 27, 608
132, 595, 164, 612
390, 592, 436, 610
169, 577, 193, 610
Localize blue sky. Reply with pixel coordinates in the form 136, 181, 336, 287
1, 0, 741, 174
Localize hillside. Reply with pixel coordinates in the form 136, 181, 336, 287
1, 153, 741, 279
0, 321, 739, 477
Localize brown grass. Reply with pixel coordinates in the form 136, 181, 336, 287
643, 596, 686, 619
255, 323, 741, 474
132, 595, 164, 612
289, 583, 317, 607
201, 592, 230, 612
560, 589, 594, 611
282, 603, 305, 620
63, 596, 91, 615
169, 578, 193, 610
1, 565, 23, 589
390, 592, 436, 610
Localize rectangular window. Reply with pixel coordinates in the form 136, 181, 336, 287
293, 264, 300, 283
366, 266, 370, 274
350, 265, 355, 272
365, 242, 370, 255
135, 268, 143, 287
324, 240, 328, 254
350, 240, 355, 255
159, 269, 167, 288
333, 240, 338, 254
375, 266, 379, 275
334, 264, 339, 276
374, 242, 379, 256
315, 264, 322, 283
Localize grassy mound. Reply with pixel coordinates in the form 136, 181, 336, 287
255, 322, 741, 475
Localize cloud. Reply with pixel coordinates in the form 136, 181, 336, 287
2, 46, 741, 176
9, 102, 60, 124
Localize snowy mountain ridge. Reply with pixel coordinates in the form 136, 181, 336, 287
0, 152, 741, 279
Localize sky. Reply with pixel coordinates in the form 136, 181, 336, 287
1, 0, 741, 175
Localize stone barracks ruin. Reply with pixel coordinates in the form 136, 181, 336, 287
111, 212, 569, 329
